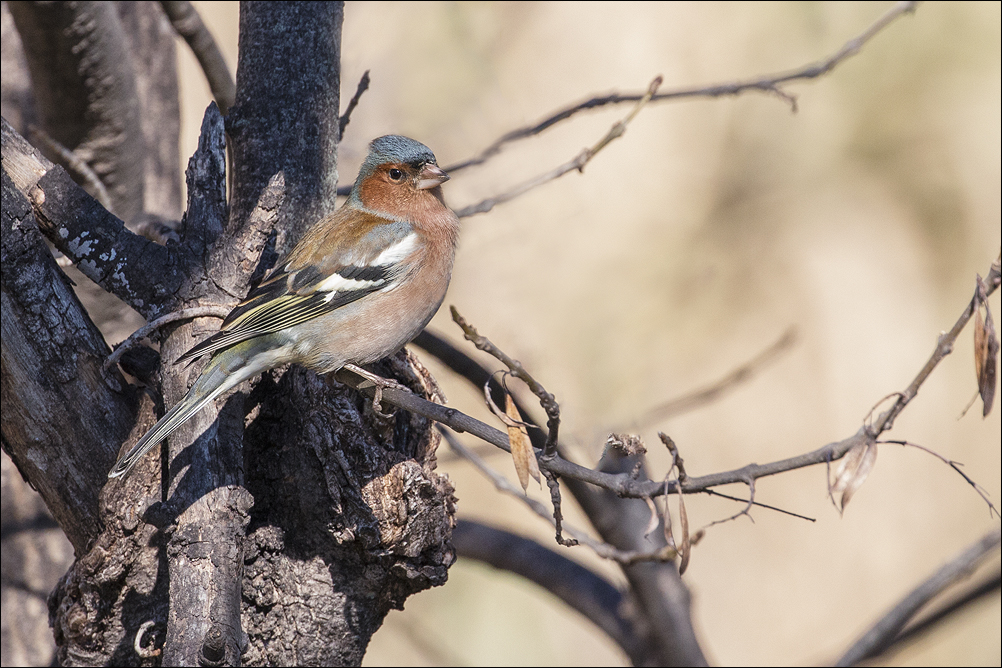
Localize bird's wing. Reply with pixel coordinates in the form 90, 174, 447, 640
176, 213, 418, 365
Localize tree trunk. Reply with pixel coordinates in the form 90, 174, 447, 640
2, 3, 456, 665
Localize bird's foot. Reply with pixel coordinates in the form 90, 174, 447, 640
342, 363, 408, 418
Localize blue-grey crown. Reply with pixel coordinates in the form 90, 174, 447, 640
366, 135, 436, 169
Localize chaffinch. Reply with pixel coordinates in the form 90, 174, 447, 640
109, 135, 460, 479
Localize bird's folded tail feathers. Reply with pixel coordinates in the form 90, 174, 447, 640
107, 356, 248, 479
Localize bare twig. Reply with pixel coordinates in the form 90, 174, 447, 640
880, 440, 999, 518
659, 432, 688, 483
338, 70, 371, 141
160, 1, 235, 115
866, 259, 1001, 437
441, 428, 676, 564
452, 306, 561, 459
453, 76, 662, 218
103, 304, 232, 371
700, 477, 756, 532
542, 468, 575, 547
637, 328, 797, 426
27, 124, 113, 211
337, 261, 1000, 507
659, 433, 691, 572
444, 3, 919, 176
836, 526, 1002, 667
700, 489, 815, 522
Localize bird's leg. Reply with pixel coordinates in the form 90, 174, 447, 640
342, 363, 409, 418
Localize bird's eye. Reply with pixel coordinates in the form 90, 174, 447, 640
388, 168, 404, 181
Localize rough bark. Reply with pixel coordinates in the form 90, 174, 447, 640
1, 163, 138, 554
3, 2, 456, 665
116, 1, 183, 223
228, 1, 343, 255
7, 1, 146, 223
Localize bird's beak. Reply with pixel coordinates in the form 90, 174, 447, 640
416, 163, 449, 190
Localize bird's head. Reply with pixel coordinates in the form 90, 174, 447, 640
348, 135, 450, 218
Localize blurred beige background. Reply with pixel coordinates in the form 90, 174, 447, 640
328, 3, 1000, 666
6, 2, 1000, 666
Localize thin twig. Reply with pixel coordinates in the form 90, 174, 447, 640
542, 468, 575, 547
444, 2, 919, 176
441, 428, 676, 564
160, 1, 235, 115
835, 526, 1001, 667
866, 258, 1001, 437
453, 75, 662, 218
338, 70, 371, 140
452, 306, 561, 459
103, 305, 232, 371
336, 261, 1000, 506
880, 440, 999, 518
699, 477, 756, 532
700, 489, 815, 522
27, 125, 113, 211
636, 328, 797, 426
658, 433, 693, 573
659, 432, 688, 483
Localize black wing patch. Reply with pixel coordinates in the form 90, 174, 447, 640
175, 264, 397, 366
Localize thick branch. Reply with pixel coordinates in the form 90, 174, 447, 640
877, 570, 1001, 658
836, 526, 1002, 666
1, 117, 189, 320
160, 1, 235, 115
8, 1, 145, 222
453, 519, 653, 666
228, 1, 342, 252
1, 169, 137, 554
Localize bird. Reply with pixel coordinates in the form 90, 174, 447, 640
109, 135, 460, 479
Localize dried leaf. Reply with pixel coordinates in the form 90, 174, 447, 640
506, 393, 539, 492
830, 439, 878, 512
662, 491, 676, 551
677, 492, 691, 575
643, 497, 660, 538
974, 276, 999, 417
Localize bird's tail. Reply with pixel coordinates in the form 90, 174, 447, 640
107, 352, 250, 479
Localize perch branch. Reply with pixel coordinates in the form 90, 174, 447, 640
342, 257, 998, 506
